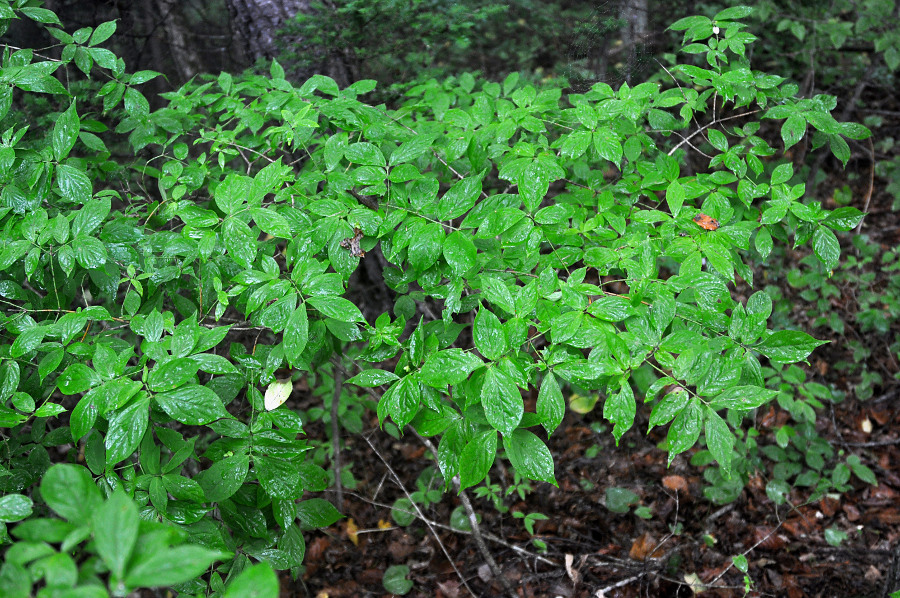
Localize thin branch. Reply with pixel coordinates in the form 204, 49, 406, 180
331, 365, 344, 510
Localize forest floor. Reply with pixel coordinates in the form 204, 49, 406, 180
280, 162, 900, 598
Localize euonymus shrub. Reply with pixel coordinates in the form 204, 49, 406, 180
0, 3, 869, 595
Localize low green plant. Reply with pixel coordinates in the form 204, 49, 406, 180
0, 3, 878, 596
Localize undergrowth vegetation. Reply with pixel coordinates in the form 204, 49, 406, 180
0, 1, 891, 596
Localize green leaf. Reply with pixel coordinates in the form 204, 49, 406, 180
198, 453, 249, 502
667, 397, 702, 465
443, 231, 476, 276
41, 464, 102, 522
604, 381, 635, 444
223, 563, 279, 598
605, 487, 640, 513
10, 325, 48, 358
812, 227, 840, 271
88, 20, 116, 46
481, 368, 523, 436
593, 129, 623, 165
708, 385, 777, 410
223, 218, 257, 269
756, 331, 828, 363
0, 494, 32, 523
437, 176, 481, 220
666, 179, 685, 217
459, 429, 497, 490
73, 235, 107, 269
536, 373, 564, 435
307, 296, 364, 323
52, 101, 80, 161
408, 222, 444, 270
215, 174, 249, 214
283, 303, 309, 365
473, 307, 507, 361
251, 208, 292, 239
56, 164, 92, 203
755, 227, 773, 259
378, 376, 421, 429
704, 408, 734, 477
106, 394, 150, 466
781, 114, 806, 150
296, 498, 342, 528
255, 455, 300, 500
713, 6, 754, 20
382, 565, 413, 596
57, 363, 99, 394
124, 545, 225, 589
72, 197, 111, 237
19, 6, 62, 24
503, 429, 556, 485
419, 349, 483, 387
148, 358, 199, 392
92, 490, 138, 578
344, 142, 385, 166
154, 384, 231, 425
347, 368, 399, 387
391, 135, 434, 165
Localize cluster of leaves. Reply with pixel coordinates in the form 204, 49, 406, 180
0, 1, 874, 595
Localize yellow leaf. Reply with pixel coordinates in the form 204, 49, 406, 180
568, 392, 598, 414
378, 519, 393, 530
346, 517, 359, 546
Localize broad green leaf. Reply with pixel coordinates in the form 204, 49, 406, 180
124, 545, 225, 589
605, 486, 640, 513
756, 331, 828, 363
344, 142, 385, 166
215, 174, 249, 214
666, 179, 685, 217
255, 455, 300, 500
459, 429, 497, 490
92, 490, 138, 578
473, 307, 507, 361
296, 498, 342, 528
437, 176, 481, 220
419, 349, 483, 387
251, 208, 292, 239
283, 303, 309, 365
704, 408, 734, 477
781, 114, 806, 150
56, 164, 92, 203
106, 394, 150, 466
347, 368, 399, 387
604, 381, 635, 444
41, 464, 102, 522
391, 135, 434, 165
11, 325, 47, 358
0, 494, 32, 523
481, 367, 523, 436
148, 358, 199, 392
667, 396, 702, 465
73, 235, 107, 269
502, 429, 556, 485
52, 101, 80, 161
223, 563, 279, 598
383, 565, 413, 596
707, 385, 777, 410
536, 373, 564, 435
593, 129, 622, 165
88, 20, 117, 46
307, 296, 364, 323
713, 6, 753, 20
812, 227, 840, 271
57, 363, 99, 394
198, 452, 249, 502
408, 222, 444, 270
443, 231, 476, 276
154, 384, 231, 425
223, 218, 257, 269
378, 376, 421, 429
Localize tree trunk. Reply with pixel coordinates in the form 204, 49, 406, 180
226, 0, 309, 62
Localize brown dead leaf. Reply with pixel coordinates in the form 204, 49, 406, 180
662, 474, 689, 493
820, 496, 840, 517
752, 526, 785, 549
306, 536, 330, 563
629, 532, 666, 561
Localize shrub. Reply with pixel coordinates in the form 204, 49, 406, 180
0, 3, 870, 595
